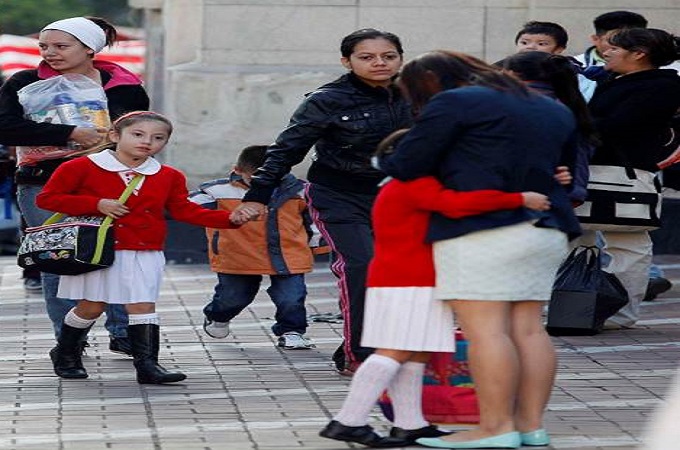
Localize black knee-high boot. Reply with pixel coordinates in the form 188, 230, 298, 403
128, 323, 186, 384
50, 324, 91, 379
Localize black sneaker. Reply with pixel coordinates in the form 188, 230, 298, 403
23, 278, 42, 292
109, 337, 133, 356
643, 277, 672, 302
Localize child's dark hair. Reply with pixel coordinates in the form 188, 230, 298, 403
84, 16, 117, 47
607, 28, 680, 68
503, 51, 598, 145
340, 28, 403, 57
236, 145, 268, 172
112, 111, 173, 136
515, 21, 568, 49
593, 10, 647, 35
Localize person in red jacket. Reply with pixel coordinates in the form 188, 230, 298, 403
36, 111, 243, 384
319, 129, 555, 448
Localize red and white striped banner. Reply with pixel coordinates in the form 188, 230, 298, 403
0, 34, 145, 78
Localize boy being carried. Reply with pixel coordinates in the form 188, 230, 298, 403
190, 145, 318, 350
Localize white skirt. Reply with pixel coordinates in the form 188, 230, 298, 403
361, 286, 455, 352
57, 250, 165, 304
433, 221, 568, 301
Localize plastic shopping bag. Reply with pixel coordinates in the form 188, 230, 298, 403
16, 74, 110, 166
546, 246, 629, 336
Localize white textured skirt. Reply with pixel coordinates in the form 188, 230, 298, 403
433, 221, 568, 301
361, 286, 455, 352
57, 250, 165, 304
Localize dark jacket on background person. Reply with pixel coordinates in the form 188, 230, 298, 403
588, 69, 680, 172
0, 60, 149, 184
244, 72, 412, 204
380, 85, 581, 241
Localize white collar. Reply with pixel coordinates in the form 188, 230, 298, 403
88, 149, 161, 175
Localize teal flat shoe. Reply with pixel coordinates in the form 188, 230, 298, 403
520, 429, 550, 446
416, 431, 521, 449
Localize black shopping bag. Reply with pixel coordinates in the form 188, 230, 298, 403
546, 246, 629, 336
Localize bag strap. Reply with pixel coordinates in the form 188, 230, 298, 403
42, 174, 145, 265
43, 174, 144, 226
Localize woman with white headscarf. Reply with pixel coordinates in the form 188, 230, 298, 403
0, 17, 149, 364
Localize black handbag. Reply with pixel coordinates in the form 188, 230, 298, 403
17, 174, 143, 275
546, 246, 629, 336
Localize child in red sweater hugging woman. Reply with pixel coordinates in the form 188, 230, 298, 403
320, 129, 558, 448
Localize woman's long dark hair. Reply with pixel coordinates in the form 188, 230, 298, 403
398, 50, 529, 114
503, 51, 599, 145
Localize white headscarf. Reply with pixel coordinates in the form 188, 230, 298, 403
41, 17, 107, 53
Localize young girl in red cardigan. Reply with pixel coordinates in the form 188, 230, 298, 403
37, 111, 246, 384
320, 130, 558, 447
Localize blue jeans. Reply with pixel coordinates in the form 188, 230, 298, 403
203, 273, 308, 336
17, 184, 128, 339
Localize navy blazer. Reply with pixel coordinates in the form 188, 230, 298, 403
380, 85, 582, 241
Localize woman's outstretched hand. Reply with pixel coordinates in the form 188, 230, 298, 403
230, 202, 266, 225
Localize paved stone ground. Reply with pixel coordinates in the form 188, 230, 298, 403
0, 254, 679, 450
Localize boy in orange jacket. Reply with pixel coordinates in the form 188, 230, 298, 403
190, 145, 323, 349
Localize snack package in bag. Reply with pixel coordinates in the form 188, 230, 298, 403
16, 74, 110, 166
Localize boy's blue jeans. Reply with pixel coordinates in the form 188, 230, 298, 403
17, 184, 128, 339
203, 273, 308, 336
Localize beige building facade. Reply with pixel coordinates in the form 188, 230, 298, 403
129, 0, 680, 186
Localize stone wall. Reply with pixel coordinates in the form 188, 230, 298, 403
134, 0, 680, 186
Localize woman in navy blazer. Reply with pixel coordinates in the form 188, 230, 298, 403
380, 51, 580, 449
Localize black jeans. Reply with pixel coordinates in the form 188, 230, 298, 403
305, 183, 376, 370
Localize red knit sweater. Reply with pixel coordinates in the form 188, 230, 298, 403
367, 177, 523, 287
37, 156, 237, 250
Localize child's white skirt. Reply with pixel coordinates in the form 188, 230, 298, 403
57, 250, 165, 304
361, 286, 455, 352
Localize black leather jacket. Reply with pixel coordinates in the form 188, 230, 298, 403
244, 72, 412, 204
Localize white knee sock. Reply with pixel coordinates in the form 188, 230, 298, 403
388, 361, 429, 430
64, 308, 97, 329
128, 313, 159, 326
333, 354, 401, 426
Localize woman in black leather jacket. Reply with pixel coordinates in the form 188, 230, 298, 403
235, 28, 412, 375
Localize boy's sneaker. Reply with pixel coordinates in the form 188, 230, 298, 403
203, 319, 230, 339
24, 278, 42, 292
277, 332, 315, 350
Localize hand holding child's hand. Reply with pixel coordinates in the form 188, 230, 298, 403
522, 191, 551, 211
230, 202, 266, 225
98, 199, 130, 219
554, 166, 573, 185
229, 209, 251, 225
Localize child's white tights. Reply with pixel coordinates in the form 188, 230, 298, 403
388, 361, 429, 430
333, 354, 400, 426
